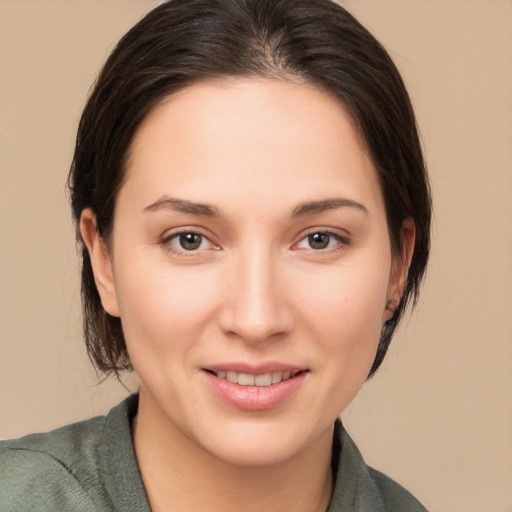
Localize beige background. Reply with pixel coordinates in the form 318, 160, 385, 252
1, 1, 511, 511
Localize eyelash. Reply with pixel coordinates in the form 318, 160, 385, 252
293, 230, 349, 252
160, 229, 349, 255
161, 230, 218, 255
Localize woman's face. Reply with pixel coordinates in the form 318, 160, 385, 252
85, 78, 409, 466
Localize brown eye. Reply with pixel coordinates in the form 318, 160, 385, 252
308, 233, 331, 250
295, 231, 346, 252
178, 233, 203, 250
164, 230, 218, 254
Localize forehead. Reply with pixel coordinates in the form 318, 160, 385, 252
121, 78, 383, 216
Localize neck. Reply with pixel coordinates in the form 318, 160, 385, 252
132, 390, 334, 512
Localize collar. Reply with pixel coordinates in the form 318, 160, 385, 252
102, 395, 387, 512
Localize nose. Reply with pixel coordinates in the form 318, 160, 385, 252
217, 247, 294, 345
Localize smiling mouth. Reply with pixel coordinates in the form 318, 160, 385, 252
205, 369, 307, 387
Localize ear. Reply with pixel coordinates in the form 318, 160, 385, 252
80, 208, 120, 317
383, 218, 416, 322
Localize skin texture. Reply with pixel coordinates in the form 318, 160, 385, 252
81, 78, 414, 512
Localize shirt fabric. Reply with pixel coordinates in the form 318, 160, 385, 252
0, 394, 428, 511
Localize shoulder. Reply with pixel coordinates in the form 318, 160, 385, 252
329, 421, 428, 512
0, 394, 148, 512
0, 415, 107, 511
367, 467, 428, 512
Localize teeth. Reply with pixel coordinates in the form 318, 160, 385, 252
254, 373, 272, 386
238, 373, 255, 386
214, 370, 297, 386
226, 371, 238, 383
271, 371, 283, 384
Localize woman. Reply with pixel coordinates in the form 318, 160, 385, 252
0, 0, 431, 510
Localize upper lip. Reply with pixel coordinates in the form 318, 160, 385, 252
203, 362, 308, 375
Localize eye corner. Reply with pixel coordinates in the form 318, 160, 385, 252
160, 229, 220, 255
292, 229, 350, 252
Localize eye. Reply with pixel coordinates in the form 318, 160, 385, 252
295, 231, 346, 251
164, 231, 215, 252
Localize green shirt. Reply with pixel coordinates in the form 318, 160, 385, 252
0, 395, 428, 511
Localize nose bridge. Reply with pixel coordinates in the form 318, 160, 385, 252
219, 243, 292, 343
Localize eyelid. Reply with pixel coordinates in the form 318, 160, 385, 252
161, 227, 220, 254
159, 226, 350, 254
292, 228, 351, 251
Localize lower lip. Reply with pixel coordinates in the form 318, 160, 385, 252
203, 371, 307, 411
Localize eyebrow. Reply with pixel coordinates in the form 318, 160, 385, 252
142, 197, 222, 217
142, 196, 368, 218
292, 198, 368, 217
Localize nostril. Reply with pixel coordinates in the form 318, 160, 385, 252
217, 301, 295, 345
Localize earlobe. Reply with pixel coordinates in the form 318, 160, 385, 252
383, 219, 416, 322
79, 209, 120, 317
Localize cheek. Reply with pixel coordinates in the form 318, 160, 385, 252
298, 260, 390, 336
306, 274, 387, 409
293, 258, 390, 383
113, 257, 219, 362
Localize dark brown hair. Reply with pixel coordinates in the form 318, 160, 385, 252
68, 0, 431, 377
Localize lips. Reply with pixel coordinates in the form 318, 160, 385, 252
210, 369, 300, 387
203, 364, 308, 411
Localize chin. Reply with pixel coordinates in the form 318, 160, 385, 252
208, 437, 302, 468
198, 417, 327, 468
